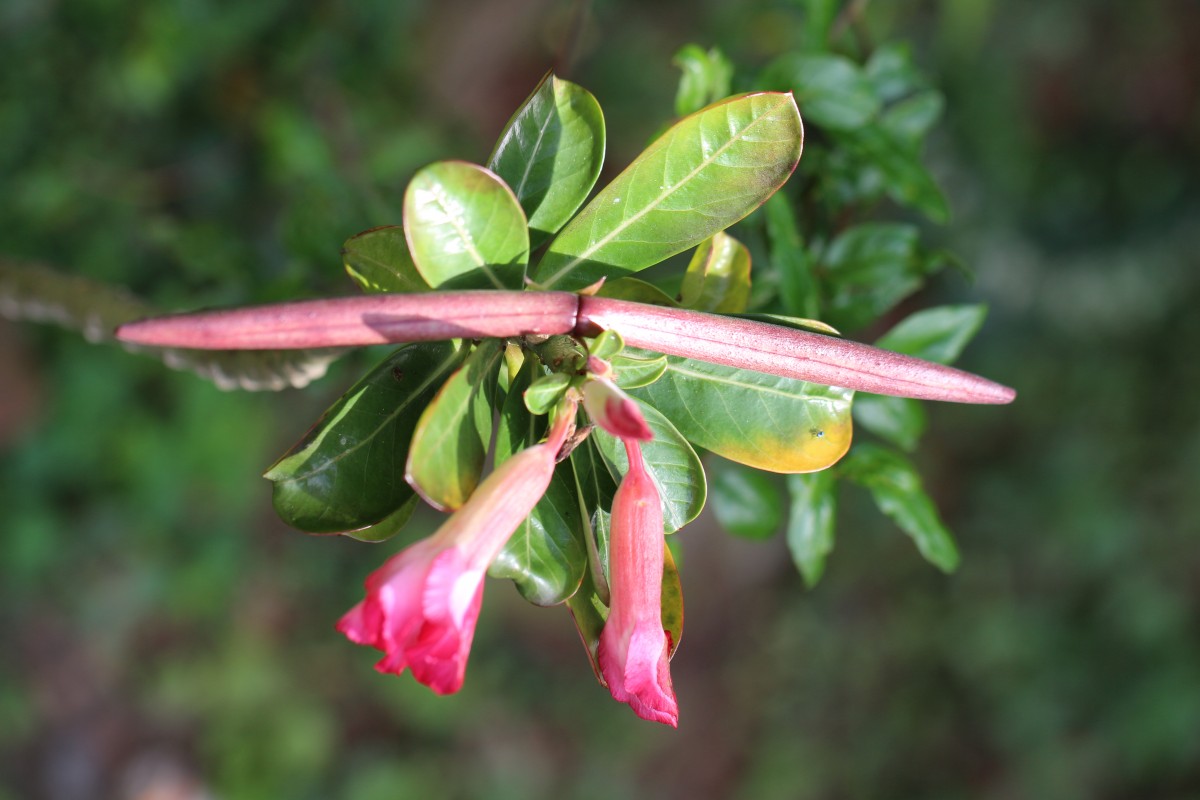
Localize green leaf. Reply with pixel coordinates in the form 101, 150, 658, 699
488, 74, 605, 249
672, 43, 734, 117
567, 439, 619, 680
853, 394, 927, 452
588, 328, 624, 361
874, 304, 988, 365
661, 542, 684, 658
882, 90, 944, 146
535, 92, 803, 291
709, 458, 783, 539
786, 470, 837, 587
501, 342, 523, 393
565, 563, 608, 683
524, 371, 571, 415
592, 401, 706, 534
821, 222, 925, 331
610, 352, 668, 390
729, 313, 840, 336
679, 231, 752, 313
489, 359, 586, 606
764, 192, 819, 319
342, 225, 430, 294
595, 277, 680, 307
343, 495, 420, 543
840, 444, 959, 572
836, 125, 949, 222
264, 341, 463, 532
406, 339, 503, 511
627, 354, 852, 474
571, 439, 618, 565
864, 42, 929, 103
403, 161, 530, 290
761, 53, 880, 131
797, 0, 839, 49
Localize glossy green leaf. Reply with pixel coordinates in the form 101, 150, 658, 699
342, 225, 430, 294
403, 161, 529, 290
498, 460, 585, 606
596, 277, 680, 307
343, 495, 420, 543
673, 43, 733, 117
610, 352, 668, 390
592, 401, 706, 534
874, 304, 988, 365
840, 444, 959, 572
761, 53, 880, 131
822, 222, 926, 331
679, 231, 752, 313
587, 328, 624, 361
487, 74, 605, 249
571, 438, 618, 582
489, 359, 586, 606
535, 92, 803, 291
709, 458, 783, 539
494, 356, 538, 464
500, 342, 523, 394
567, 439, 618, 681
524, 371, 571, 415
853, 394, 926, 452
628, 355, 853, 474
764, 192, 819, 318
661, 542, 684, 659
786, 470, 837, 587
264, 341, 463, 532
565, 563, 608, 684
406, 339, 503, 511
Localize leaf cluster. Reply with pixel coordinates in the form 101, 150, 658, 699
676, 32, 993, 585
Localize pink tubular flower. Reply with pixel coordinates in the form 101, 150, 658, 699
337, 409, 573, 694
582, 377, 653, 441
597, 439, 679, 726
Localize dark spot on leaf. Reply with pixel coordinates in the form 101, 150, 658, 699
392, 367, 404, 382
809, 428, 824, 438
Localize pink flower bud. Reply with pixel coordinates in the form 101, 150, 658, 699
597, 440, 679, 726
582, 377, 653, 442
337, 410, 573, 694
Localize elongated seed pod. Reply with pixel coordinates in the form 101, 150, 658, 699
115, 291, 579, 350
575, 295, 1016, 405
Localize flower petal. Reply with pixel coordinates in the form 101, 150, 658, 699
583, 378, 653, 441
596, 439, 679, 726
337, 400, 578, 694
599, 619, 678, 727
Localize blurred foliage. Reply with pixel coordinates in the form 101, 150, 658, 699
2, 1, 1199, 799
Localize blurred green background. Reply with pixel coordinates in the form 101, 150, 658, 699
2, 1, 1198, 798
